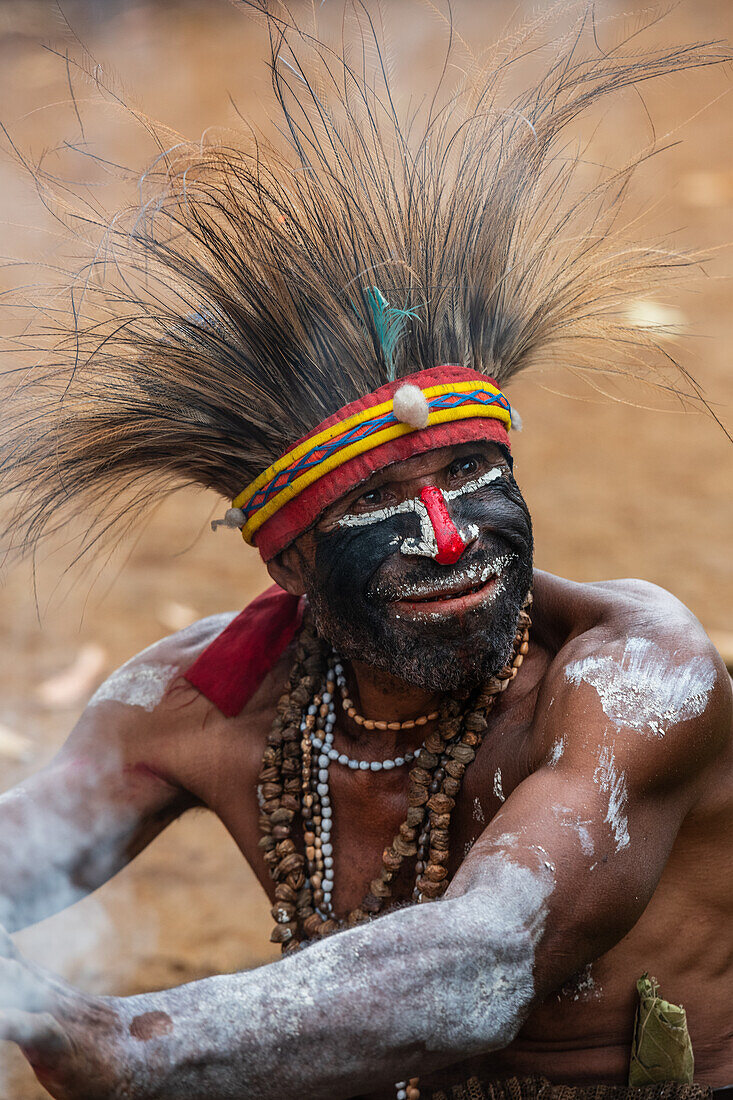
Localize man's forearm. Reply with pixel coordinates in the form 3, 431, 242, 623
113, 857, 552, 1099
0, 787, 90, 931
0, 765, 167, 932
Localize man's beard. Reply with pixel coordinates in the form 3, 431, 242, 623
302, 482, 534, 693
308, 551, 533, 692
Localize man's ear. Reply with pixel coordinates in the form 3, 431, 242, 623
266, 543, 308, 596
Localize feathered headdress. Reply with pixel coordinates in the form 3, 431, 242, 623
1, 2, 728, 562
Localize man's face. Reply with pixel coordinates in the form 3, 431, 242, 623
274, 442, 533, 692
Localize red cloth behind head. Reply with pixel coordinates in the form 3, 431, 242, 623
254, 365, 510, 561
184, 585, 303, 717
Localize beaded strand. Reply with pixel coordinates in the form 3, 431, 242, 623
303, 656, 425, 918
328, 660, 423, 764
257, 594, 533, 1096
258, 595, 531, 938
339, 665, 439, 731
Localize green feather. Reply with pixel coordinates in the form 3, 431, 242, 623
365, 287, 420, 382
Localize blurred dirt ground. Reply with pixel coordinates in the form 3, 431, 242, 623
0, 1, 731, 1096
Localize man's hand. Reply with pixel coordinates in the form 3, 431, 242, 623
0, 926, 127, 1100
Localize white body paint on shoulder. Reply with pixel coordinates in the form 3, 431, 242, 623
89, 613, 235, 713
89, 662, 178, 712
492, 768, 505, 802
593, 745, 629, 851
565, 637, 716, 738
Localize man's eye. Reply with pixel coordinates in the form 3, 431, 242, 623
359, 488, 383, 507
449, 457, 479, 479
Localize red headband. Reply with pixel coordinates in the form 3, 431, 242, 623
243, 366, 514, 561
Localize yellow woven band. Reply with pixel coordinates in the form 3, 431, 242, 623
234, 379, 512, 545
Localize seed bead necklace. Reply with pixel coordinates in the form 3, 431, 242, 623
257, 593, 532, 1097
340, 679, 439, 730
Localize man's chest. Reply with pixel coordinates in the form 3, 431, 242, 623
160, 660, 733, 1087
190, 691, 538, 916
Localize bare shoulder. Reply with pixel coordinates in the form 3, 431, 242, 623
535, 569, 717, 644
86, 611, 237, 713
131, 611, 238, 672
532, 571, 732, 790
54, 612, 239, 773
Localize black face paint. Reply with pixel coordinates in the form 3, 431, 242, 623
299, 470, 533, 692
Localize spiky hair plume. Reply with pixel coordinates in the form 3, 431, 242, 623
1, 2, 729, 561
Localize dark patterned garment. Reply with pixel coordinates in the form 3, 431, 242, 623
430, 1076, 714, 1100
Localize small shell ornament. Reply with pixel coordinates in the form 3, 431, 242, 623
211, 507, 246, 532
392, 383, 429, 429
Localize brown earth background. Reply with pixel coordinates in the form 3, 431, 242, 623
0, 1, 731, 1096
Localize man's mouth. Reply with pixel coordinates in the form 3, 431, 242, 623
385, 554, 515, 617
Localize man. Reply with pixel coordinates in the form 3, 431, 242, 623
0, 6, 730, 1099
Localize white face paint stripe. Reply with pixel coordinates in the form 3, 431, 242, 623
337, 495, 463, 559
337, 466, 502, 531
444, 466, 502, 501
400, 497, 438, 557
336, 496, 419, 528
336, 465, 503, 559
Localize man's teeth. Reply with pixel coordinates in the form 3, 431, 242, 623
396, 554, 514, 601
411, 577, 492, 602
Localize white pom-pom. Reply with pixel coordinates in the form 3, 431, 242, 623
510, 406, 523, 432
393, 383, 429, 429
211, 507, 246, 532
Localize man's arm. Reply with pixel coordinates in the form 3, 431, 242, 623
1, 633, 729, 1100
0, 641, 199, 932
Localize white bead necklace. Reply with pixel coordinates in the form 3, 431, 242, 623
305, 655, 422, 913
305, 656, 432, 1099
328, 660, 422, 766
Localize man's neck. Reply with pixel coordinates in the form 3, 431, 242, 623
347, 657, 443, 723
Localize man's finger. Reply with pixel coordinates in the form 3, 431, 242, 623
0, 1008, 71, 1058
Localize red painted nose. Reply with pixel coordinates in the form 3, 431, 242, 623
420, 486, 466, 565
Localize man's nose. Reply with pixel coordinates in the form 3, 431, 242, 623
419, 486, 468, 565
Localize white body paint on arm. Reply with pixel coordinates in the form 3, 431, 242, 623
593, 745, 630, 852
548, 735, 565, 767
117, 855, 553, 1099
565, 638, 716, 738
562, 636, 718, 856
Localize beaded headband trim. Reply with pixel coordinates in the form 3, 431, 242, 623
233, 376, 515, 546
